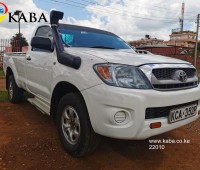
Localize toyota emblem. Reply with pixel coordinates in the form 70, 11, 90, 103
176, 70, 187, 82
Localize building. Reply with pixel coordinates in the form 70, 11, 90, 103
129, 35, 164, 47
166, 31, 196, 48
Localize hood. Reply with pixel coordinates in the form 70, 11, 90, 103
65, 47, 189, 66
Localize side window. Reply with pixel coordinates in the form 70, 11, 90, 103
35, 26, 52, 38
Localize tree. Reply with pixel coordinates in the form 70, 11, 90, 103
10, 33, 28, 52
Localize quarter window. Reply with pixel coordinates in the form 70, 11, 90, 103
35, 26, 52, 38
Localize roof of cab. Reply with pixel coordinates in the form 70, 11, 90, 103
59, 23, 116, 36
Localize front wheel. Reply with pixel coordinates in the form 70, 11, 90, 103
7, 75, 24, 103
56, 93, 101, 157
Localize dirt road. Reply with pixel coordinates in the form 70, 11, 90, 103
0, 101, 200, 170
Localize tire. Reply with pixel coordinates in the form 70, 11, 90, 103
56, 93, 101, 157
8, 75, 24, 103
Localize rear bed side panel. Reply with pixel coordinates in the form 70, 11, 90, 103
3, 53, 27, 90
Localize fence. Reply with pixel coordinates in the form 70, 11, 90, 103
0, 39, 24, 69
136, 46, 191, 56
136, 46, 200, 68
172, 55, 200, 68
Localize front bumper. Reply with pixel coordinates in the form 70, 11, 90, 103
82, 84, 200, 139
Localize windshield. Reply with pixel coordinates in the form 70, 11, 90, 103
58, 28, 131, 50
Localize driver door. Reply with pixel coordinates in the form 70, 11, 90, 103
25, 26, 54, 100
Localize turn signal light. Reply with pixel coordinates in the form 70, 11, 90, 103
150, 122, 161, 129
96, 66, 111, 79
198, 110, 200, 115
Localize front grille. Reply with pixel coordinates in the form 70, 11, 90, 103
152, 68, 196, 80
145, 100, 198, 119
153, 81, 198, 90
150, 67, 198, 90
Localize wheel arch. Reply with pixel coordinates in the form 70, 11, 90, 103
6, 67, 14, 90
50, 81, 86, 121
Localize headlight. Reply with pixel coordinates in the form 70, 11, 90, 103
94, 64, 152, 89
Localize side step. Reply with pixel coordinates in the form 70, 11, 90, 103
27, 97, 50, 115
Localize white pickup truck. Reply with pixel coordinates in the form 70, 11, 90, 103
3, 11, 200, 157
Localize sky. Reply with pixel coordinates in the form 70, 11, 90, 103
0, 0, 200, 42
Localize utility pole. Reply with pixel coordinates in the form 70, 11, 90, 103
194, 14, 200, 67
180, 2, 185, 32
14, 10, 22, 36
14, 10, 22, 51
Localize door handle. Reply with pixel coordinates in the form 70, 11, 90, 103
26, 56, 31, 61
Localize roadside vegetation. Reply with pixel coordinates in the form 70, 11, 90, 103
0, 91, 34, 102
0, 69, 4, 77
0, 91, 8, 102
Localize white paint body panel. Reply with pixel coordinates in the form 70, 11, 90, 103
3, 27, 200, 140
67, 48, 189, 66
82, 84, 200, 139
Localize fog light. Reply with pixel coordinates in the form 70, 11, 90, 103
114, 111, 126, 123
150, 122, 161, 129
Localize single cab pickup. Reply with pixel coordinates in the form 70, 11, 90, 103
3, 11, 200, 157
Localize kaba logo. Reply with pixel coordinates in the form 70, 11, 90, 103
9, 12, 48, 23
0, 7, 4, 13
0, 2, 8, 23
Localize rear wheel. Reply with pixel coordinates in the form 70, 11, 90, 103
57, 93, 101, 157
8, 75, 24, 103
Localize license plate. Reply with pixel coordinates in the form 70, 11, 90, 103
169, 104, 197, 124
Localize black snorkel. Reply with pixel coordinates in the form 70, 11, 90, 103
50, 10, 81, 69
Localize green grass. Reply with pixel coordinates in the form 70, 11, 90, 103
0, 69, 4, 77
0, 91, 8, 102
0, 91, 33, 103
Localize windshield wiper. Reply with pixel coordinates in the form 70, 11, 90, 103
90, 46, 116, 49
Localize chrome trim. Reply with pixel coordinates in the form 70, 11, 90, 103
139, 63, 198, 91
151, 77, 198, 85
139, 63, 195, 81
153, 84, 198, 91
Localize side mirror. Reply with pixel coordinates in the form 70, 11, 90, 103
31, 37, 53, 51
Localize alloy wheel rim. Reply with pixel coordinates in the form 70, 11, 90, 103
61, 106, 81, 145
9, 82, 13, 99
